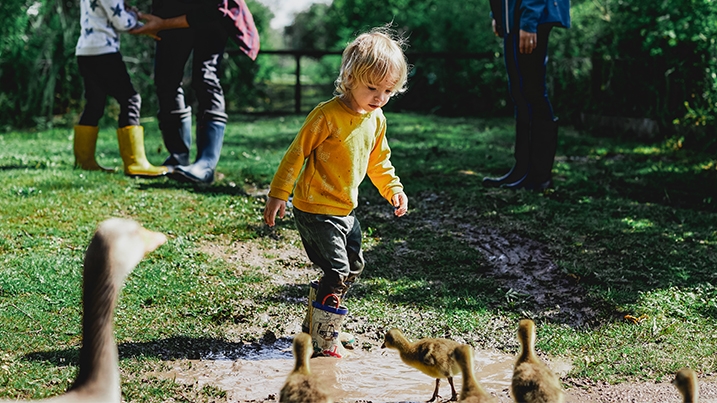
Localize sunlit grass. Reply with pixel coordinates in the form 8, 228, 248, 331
0, 113, 715, 400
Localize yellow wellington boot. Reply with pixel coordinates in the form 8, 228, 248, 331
73, 125, 115, 172
116, 126, 168, 178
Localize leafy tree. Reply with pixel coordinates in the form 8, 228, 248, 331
284, 0, 505, 116
0, 0, 271, 129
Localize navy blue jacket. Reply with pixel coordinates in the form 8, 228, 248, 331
492, 0, 571, 36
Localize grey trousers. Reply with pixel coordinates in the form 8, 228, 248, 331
293, 208, 365, 303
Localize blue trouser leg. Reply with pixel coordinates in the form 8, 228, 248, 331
502, 24, 559, 190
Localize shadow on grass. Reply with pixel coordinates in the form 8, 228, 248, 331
137, 180, 250, 197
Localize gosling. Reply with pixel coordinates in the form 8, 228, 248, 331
382, 328, 462, 402
511, 319, 565, 403
279, 333, 332, 403
452, 344, 497, 403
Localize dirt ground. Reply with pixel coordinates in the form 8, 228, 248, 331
194, 191, 717, 402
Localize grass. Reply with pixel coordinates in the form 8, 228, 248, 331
0, 113, 716, 400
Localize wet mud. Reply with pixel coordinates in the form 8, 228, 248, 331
178, 191, 717, 402
412, 192, 601, 328
160, 340, 517, 402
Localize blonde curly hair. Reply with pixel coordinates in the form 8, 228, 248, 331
334, 26, 409, 97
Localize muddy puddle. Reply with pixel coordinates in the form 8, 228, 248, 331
159, 339, 525, 402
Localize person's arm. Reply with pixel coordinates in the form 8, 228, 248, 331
391, 192, 408, 217
366, 118, 405, 211
518, 0, 548, 53
265, 108, 329, 219
519, 30, 538, 54
130, 12, 188, 39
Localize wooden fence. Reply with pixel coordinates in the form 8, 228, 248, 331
226, 49, 495, 114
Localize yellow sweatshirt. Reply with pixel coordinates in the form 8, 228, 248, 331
268, 97, 403, 216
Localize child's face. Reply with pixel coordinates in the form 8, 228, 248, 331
345, 76, 397, 114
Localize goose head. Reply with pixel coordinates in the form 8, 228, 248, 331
381, 328, 405, 349
86, 217, 167, 284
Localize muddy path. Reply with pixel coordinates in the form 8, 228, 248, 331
182, 191, 717, 402
402, 192, 603, 328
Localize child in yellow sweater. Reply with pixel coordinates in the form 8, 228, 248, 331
263, 27, 409, 358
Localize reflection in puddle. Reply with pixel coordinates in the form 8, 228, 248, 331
160, 340, 519, 402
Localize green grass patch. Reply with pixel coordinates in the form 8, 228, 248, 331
0, 114, 716, 399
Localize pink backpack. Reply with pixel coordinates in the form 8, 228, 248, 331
218, 0, 260, 60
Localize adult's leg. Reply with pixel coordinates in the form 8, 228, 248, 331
171, 25, 229, 184
483, 32, 531, 187
154, 29, 194, 167
503, 24, 558, 190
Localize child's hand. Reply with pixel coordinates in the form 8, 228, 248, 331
392, 192, 408, 217
264, 196, 286, 227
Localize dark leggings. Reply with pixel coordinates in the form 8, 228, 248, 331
503, 24, 555, 123
77, 52, 140, 127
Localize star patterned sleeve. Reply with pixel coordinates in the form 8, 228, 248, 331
101, 0, 139, 31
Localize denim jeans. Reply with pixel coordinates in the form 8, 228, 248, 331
293, 208, 365, 303
153, 22, 229, 129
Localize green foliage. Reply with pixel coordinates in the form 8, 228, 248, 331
551, 0, 717, 148
1, 0, 716, 150
284, 0, 506, 116
0, 0, 81, 128
283, 0, 717, 147
0, 0, 271, 129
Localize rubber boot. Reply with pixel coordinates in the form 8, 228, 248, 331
301, 279, 320, 334
302, 280, 356, 349
502, 118, 559, 191
310, 294, 349, 358
116, 126, 168, 178
160, 108, 192, 169
172, 120, 225, 184
483, 118, 530, 187
73, 125, 115, 172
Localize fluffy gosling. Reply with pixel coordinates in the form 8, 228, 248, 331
511, 319, 565, 403
382, 328, 462, 402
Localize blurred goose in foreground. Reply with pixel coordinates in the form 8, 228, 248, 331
452, 344, 497, 403
279, 332, 332, 403
511, 319, 565, 403
382, 328, 462, 402
673, 368, 699, 403
0, 218, 166, 402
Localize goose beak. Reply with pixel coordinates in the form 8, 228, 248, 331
140, 228, 167, 255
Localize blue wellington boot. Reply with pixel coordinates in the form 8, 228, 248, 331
172, 120, 225, 184
160, 108, 192, 169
